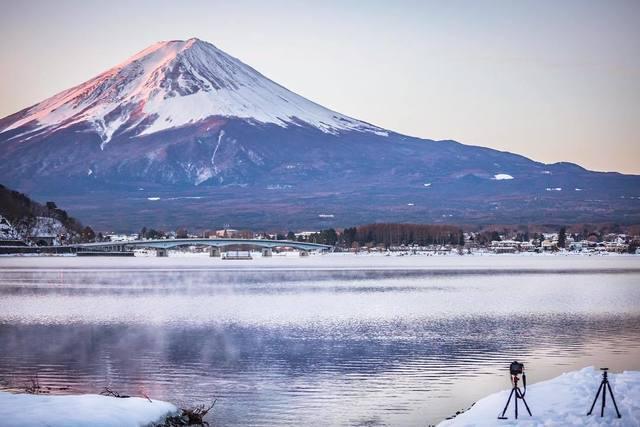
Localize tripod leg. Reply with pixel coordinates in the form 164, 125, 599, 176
601, 380, 606, 417
587, 382, 603, 415
499, 388, 515, 419
517, 388, 533, 416
515, 387, 518, 419
606, 381, 622, 418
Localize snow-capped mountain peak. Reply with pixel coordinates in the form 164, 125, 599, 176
2, 38, 385, 144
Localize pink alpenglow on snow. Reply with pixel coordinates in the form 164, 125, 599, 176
438, 367, 639, 426
1, 38, 386, 147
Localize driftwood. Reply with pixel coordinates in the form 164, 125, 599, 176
24, 375, 48, 394
100, 386, 152, 402
161, 399, 217, 426
3, 374, 67, 394
183, 400, 216, 425
99, 387, 131, 398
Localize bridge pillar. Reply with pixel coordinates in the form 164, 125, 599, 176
261, 248, 272, 257
156, 248, 168, 257
209, 247, 221, 257
299, 250, 309, 257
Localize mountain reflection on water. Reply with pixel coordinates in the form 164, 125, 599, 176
0, 260, 639, 426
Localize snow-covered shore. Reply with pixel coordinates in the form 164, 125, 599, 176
0, 391, 177, 427
438, 367, 639, 426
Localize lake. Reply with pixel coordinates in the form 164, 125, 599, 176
0, 255, 639, 426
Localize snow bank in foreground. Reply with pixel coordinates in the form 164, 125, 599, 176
0, 391, 177, 427
438, 367, 639, 426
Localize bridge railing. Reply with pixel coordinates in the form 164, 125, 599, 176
71, 238, 333, 252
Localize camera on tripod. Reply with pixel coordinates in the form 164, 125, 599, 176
499, 361, 532, 420
510, 361, 524, 376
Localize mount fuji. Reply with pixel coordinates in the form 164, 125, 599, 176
0, 38, 638, 230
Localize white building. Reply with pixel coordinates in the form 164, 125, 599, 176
490, 240, 520, 254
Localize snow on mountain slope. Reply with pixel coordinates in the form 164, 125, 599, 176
1, 38, 386, 145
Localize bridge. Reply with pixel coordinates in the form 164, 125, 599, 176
70, 238, 333, 257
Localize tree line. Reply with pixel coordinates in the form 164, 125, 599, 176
0, 184, 94, 242
298, 223, 464, 248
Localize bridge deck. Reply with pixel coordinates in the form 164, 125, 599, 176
71, 238, 332, 252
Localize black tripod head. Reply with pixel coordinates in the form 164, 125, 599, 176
509, 361, 526, 387
510, 361, 525, 376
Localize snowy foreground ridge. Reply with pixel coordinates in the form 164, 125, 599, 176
438, 367, 639, 426
0, 392, 177, 427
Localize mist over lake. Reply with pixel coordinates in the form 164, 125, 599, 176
1, 255, 639, 426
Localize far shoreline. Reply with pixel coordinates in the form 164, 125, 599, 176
0, 252, 639, 273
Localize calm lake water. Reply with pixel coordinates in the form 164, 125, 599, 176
0, 255, 639, 426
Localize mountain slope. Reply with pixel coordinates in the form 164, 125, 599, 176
0, 38, 638, 230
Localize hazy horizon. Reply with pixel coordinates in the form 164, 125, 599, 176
1, 0, 638, 174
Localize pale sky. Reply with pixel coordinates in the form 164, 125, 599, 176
1, 0, 638, 173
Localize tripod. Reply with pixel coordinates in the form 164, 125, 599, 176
498, 374, 532, 420
587, 368, 621, 418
